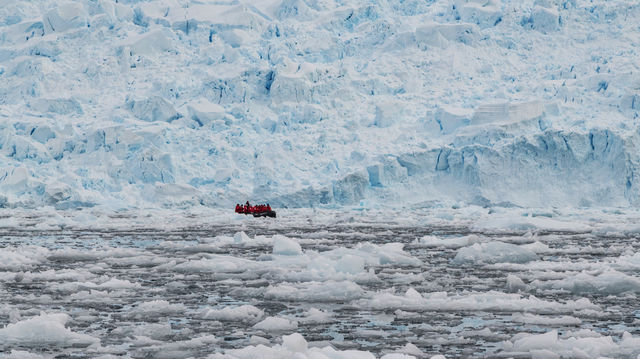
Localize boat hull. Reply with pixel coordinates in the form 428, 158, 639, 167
251, 210, 276, 218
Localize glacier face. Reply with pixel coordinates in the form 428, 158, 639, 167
0, 0, 639, 209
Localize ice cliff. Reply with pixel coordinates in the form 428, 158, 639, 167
0, 0, 639, 209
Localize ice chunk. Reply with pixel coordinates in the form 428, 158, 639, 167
530, 349, 560, 359
502, 329, 633, 358
415, 23, 478, 48
506, 274, 527, 292
0, 246, 48, 270
513, 330, 558, 351
367, 156, 408, 187
282, 333, 307, 352
530, 6, 560, 33
332, 172, 368, 205
0, 167, 32, 193
92, 278, 140, 290
219, 333, 378, 358
453, 241, 538, 265
298, 308, 333, 324
396, 342, 425, 357
380, 354, 417, 359
126, 96, 180, 122
458, 0, 502, 28
28, 98, 83, 116
253, 316, 298, 332
0, 313, 98, 348
130, 300, 186, 318
511, 313, 581, 326
44, 182, 73, 204
359, 289, 598, 314
522, 241, 552, 254
3, 351, 44, 359
28, 125, 56, 144
415, 234, 482, 249
202, 305, 264, 323
124, 148, 175, 184
148, 183, 200, 206
272, 235, 302, 255
336, 254, 365, 274
98, 0, 134, 23
174, 257, 244, 273
265, 281, 365, 301
187, 99, 227, 127
133, 322, 172, 340
124, 29, 174, 56
374, 101, 405, 128
233, 231, 252, 244
43, 3, 88, 34
434, 106, 473, 134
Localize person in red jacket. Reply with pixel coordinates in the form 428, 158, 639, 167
235, 204, 241, 213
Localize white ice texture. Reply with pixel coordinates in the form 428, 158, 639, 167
0, 0, 639, 209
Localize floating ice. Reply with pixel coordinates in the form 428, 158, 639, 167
253, 317, 298, 332
130, 300, 187, 319
0, 313, 99, 348
415, 234, 483, 249
3, 351, 45, 359
453, 241, 539, 265
0, 246, 48, 270
505, 274, 528, 293
531, 270, 640, 295
297, 308, 333, 324
265, 281, 365, 302
272, 235, 303, 256
500, 329, 640, 358
202, 305, 264, 324
511, 313, 582, 326
359, 288, 598, 314
212, 333, 381, 359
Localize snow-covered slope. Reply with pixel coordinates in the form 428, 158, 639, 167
0, 0, 639, 209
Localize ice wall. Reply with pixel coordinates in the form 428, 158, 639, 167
0, 0, 639, 209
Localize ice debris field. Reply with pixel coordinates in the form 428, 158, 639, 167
0, 0, 639, 209
1, 207, 640, 358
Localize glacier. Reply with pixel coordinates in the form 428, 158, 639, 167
0, 0, 639, 209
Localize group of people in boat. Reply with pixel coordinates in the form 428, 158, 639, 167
235, 201, 271, 214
